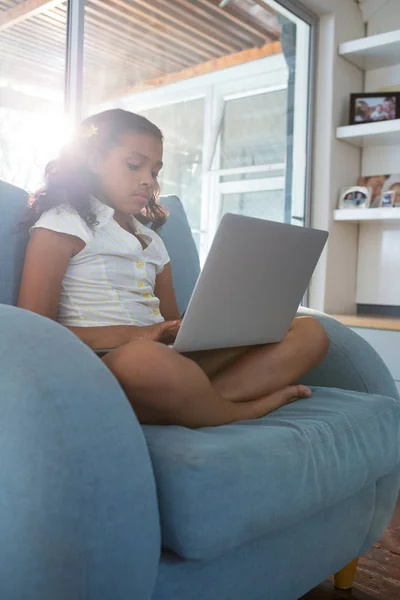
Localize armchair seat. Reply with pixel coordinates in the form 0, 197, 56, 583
145, 387, 400, 560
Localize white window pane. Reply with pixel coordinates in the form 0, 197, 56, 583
140, 99, 204, 234
221, 190, 285, 222
0, 6, 67, 191
221, 90, 288, 170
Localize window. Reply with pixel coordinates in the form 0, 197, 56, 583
220, 90, 287, 169
82, 1, 313, 260
0, 2, 67, 191
1, 0, 314, 264
140, 99, 205, 250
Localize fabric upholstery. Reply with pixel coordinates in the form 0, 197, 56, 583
0, 304, 160, 600
159, 195, 200, 314
144, 386, 400, 559
154, 469, 400, 600
297, 308, 400, 401
0, 180, 29, 306
1, 182, 400, 600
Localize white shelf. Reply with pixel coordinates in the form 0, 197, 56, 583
339, 29, 400, 70
336, 119, 400, 147
334, 208, 400, 222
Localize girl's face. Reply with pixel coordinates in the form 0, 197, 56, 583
95, 131, 163, 215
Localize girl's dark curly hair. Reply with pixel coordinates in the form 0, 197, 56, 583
24, 109, 168, 232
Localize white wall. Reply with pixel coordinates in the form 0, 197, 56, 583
302, 0, 400, 314
357, 0, 400, 308
300, 0, 364, 313
366, 0, 400, 35
364, 0, 400, 175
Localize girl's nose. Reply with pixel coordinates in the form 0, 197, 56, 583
141, 171, 153, 186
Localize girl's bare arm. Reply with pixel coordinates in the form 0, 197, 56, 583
18, 229, 172, 350
155, 263, 181, 321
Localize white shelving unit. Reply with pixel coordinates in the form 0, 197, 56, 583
334, 208, 400, 222
336, 119, 400, 147
339, 29, 400, 70
335, 27, 400, 313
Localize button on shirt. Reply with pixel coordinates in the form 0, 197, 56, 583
31, 198, 170, 327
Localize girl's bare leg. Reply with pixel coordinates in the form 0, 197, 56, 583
102, 340, 311, 428
191, 317, 329, 402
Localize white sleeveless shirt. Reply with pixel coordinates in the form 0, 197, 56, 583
31, 198, 170, 327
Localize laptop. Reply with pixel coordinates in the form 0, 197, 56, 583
172, 213, 328, 353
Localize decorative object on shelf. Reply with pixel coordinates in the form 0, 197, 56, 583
349, 92, 400, 125
338, 186, 371, 209
358, 174, 389, 207
383, 174, 400, 207
380, 191, 396, 207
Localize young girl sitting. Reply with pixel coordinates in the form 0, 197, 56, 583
18, 109, 329, 428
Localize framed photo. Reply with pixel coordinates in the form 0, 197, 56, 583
349, 93, 400, 125
380, 191, 395, 207
339, 186, 371, 209
358, 173, 400, 207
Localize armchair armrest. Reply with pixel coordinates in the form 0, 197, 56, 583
0, 305, 160, 600
297, 308, 400, 401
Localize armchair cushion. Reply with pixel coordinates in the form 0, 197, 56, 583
0, 180, 29, 306
144, 386, 400, 560
159, 195, 200, 315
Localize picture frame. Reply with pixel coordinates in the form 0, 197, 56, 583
338, 186, 371, 209
358, 173, 400, 207
349, 93, 400, 125
380, 191, 396, 207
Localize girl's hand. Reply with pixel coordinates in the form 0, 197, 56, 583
131, 321, 181, 345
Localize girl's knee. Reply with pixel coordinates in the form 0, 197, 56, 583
294, 316, 329, 361
103, 340, 186, 415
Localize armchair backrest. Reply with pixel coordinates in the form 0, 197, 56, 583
0, 180, 29, 306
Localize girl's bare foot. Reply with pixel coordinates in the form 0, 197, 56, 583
236, 384, 312, 421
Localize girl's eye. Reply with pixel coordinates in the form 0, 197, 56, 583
152, 172, 160, 180
127, 163, 140, 171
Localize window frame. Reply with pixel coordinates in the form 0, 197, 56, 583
63, 0, 318, 264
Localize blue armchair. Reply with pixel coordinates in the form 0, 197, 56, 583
0, 181, 399, 600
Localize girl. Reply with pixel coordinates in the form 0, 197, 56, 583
18, 109, 328, 428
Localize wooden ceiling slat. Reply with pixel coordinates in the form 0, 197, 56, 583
84, 12, 182, 71
1, 31, 65, 67
84, 6, 187, 70
84, 31, 162, 76
28, 6, 167, 78
122, 0, 240, 55
5, 20, 151, 79
105, 0, 215, 60
1, 0, 282, 105
196, 0, 272, 40
1, 46, 62, 76
2, 17, 154, 85
228, 0, 280, 39
2, 26, 65, 59
87, 0, 207, 64
40, 5, 65, 22
165, 0, 264, 47
31, 9, 164, 75
142, 0, 249, 51
114, 41, 281, 100
0, 0, 63, 31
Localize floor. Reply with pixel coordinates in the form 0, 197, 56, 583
302, 493, 400, 600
